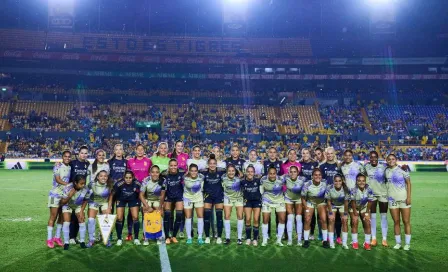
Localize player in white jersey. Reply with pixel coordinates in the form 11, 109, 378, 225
340, 149, 366, 190
349, 173, 374, 251
86, 170, 113, 247
187, 145, 207, 171
243, 150, 264, 176
325, 174, 349, 249
212, 144, 227, 169
86, 149, 110, 184
283, 165, 306, 246
183, 164, 205, 245
301, 168, 329, 249
363, 151, 389, 247
385, 154, 412, 251
260, 166, 286, 247
46, 151, 71, 248
222, 164, 244, 245
60, 175, 89, 250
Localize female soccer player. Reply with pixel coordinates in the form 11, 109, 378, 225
340, 150, 365, 190
260, 166, 286, 247
202, 154, 226, 244
363, 151, 388, 247
263, 146, 282, 175
114, 170, 142, 246
300, 148, 318, 181
183, 164, 205, 244
222, 164, 244, 245
319, 147, 339, 185
126, 144, 151, 240
187, 145, 207, 171
224, 144, 246, 172
163, 159, 185, 244
169, 140, 189, 171
212, 144, 226, 169
243, 150, 264, 176
109, 144, 127, 183
349, 173, 374, 250
151, 142, 171, 173
68, 146, 90, 245
87, 149, 110, 184
60, 175, 89, 250
281, 149, 301, 176
86, 170, 113, 247
284, 165, 306, 246
385, 154, 412, 251
314, 147, 326, 166
325, 174, 349, 249
241, 165, 262, 246
140, 165, 166, 245
301, 168, 329, 248
47, 151, 71, 248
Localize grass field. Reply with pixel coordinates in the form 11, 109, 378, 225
0, 170, 447, 272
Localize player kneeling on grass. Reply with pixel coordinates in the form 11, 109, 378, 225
140, 165, 166, 245
385, 154, 412, 251
325, 174, 349, 249
114, 170, 142, 246
47, 151, 71, 248
349, 174, 374, 251
241, 165, 262, 247
86, 170, 114, 247
283, 165, 306, 246
60, 175, 89, 250
260, 166, 286, 247
301, 168, 329, 249
183, 164, 205, 245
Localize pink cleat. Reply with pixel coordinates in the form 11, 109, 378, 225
47, 239, 55, 248
336, 237, 342, 245
53, 237, 63, 247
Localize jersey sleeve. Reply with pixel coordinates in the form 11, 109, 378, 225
367, 187, 374, 201
301, 182, 309, 197
53, 163, 62, 176
324, 185, 331, 200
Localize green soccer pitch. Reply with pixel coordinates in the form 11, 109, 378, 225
0, 170, 447, 272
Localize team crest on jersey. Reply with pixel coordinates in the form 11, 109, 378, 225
144, 161, 148, 166
254, 182, 258, 186
182, 157, 186, 161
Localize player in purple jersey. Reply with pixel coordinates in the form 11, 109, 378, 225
224, 144, 246, 173
163, 159, 185, 244
68, 145, 90, 245
349, 173, 373, 250
108, 144, 127, 182
46, 150, 71, 248
242, 165, 262, 246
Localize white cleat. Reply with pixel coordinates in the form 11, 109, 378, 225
287, 240, 293, 246
393, 244, 402, 250
330, 244, 336, 249
216, 238, 223, 244
205, 237, 211, 244
297, 242, 303, 247
252, 240, 258, 247
309, 235, 315, 241
246, 239, 251, 246
262, 240, 268, 247
157, 238, 163, 245
69, 239, 76, 245
403, 244, 410, 251
134, 239, 141, 246
116, 239, 123, 246
276, 241, 284, 247
143, 240, 149, 246
342, 245, 349, 250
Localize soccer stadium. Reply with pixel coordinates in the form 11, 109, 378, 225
0, 0, 447, 271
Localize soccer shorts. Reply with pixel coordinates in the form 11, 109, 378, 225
331, 205, 345, 213
349, 206, 368, 214
183, 199, 204, 209
89, 201, 109, 211
48, 196, 61, 208
284, 196, 301, 205
165, 196, 183, 203
389, 199, 411, 209
306, 201, 326, 209
244, 199, 262, 208
224, 196, 244, 207
62, 204, 82, 214
372, 195, 388, 203
146, 200, 161, 208
116, 199, 141, 208
204, 193, 224, 205
262, 202, 286, 213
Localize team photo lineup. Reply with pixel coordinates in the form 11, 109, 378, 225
1, 0, 448, 271
46, 142, 411, 251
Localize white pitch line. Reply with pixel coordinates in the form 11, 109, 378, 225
158, 243, 172, 272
